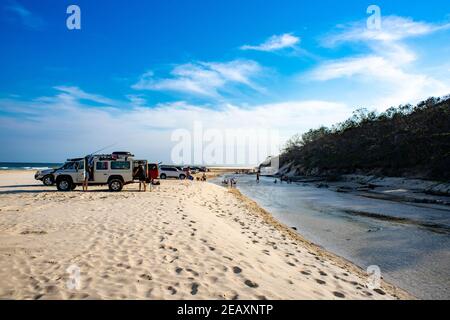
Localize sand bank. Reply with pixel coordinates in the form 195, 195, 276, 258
0, 171, 412, 299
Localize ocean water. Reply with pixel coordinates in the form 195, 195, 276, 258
0, 162, 62, 171
213, 174, 450, 300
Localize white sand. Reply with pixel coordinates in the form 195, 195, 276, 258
0, 171, 411, 300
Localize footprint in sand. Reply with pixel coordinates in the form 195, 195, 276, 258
186, 268, 199, 277
21, 230, 47, 235
333, 291, 345, 298
139, 273, 152, 281
244, 280, 259, 288
286, 262, 296, 267
232, 266, 242, 274
167, 286, 177, 295
191, 283, 200, 295
315, 279, 326, 285
374, 288, 386, 295
175, 267, 183, 274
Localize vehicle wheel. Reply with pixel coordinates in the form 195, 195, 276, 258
179, 174, 186, 180
42, 175, 54, 186
56, 178, 72, 192
160, 174, 167, 180
109, 179, 123, 192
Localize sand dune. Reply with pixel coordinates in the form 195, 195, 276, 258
0, 171, 411, 300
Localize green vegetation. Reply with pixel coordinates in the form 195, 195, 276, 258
281, 96, 450, 181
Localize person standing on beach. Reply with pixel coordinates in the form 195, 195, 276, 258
82, 156, 89, 192
184, 167, 192, 180
256, 171, 260, 183
136, 163, 147, 192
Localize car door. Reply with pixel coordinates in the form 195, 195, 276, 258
94, 160, 109, 183
169, 168, 179, 178
75, 160, 85, 183
160, 167, 170, 178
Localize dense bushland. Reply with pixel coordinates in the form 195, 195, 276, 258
280, 96, 450, 181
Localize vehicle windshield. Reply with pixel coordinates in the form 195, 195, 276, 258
60, 161, 79, 170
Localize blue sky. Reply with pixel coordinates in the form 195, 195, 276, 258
0, 0, 449, 163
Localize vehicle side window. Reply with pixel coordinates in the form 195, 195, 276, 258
111, 161, 130, 170
78, 161, 84, 170
96, 161, 108, 170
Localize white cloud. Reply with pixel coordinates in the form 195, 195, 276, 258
308, 54, 449, 110
307, 16, 450, 109
0, 87, 351, 163
241, 33, 300, 52
132, 60, 263, 98
323, 16, 450, 47
52, 86, 120, 106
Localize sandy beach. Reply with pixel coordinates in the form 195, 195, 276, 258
0, 170, 412, 300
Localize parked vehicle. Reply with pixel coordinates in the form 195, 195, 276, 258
34, 159, 82, 186
188, 167, 198, 174
181, 166, 207, 173
159, 166, 186, 180
147, 163, 159, 181
53, 152, 143, 192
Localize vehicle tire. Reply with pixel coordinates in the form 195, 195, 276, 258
160, 174, 167, 180
56, 177, 72, 192
179, 174, 186, 180
42, 175, 54, 186
108, 179, 123, 192
70, 184, 77, 191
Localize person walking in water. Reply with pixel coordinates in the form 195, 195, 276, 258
256, 171, 260, 183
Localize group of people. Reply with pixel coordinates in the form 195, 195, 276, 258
196, 172, 207, 182
280, 175, 294, 184
222, 178, 237, 188
256, 172, 293, 184
78, 157, 208, 193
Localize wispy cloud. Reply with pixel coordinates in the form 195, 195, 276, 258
307, 15, 450, 109
51, 86, 120, 106
0, 87, 352, 163
4, 1, 44, 30
323, 16, 450, 47
307, 55, 449, 108
132, 60, 263, 98
241, 33, 300, 52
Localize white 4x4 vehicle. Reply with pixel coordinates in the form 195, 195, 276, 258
53, 153, 142, 192
159, 166, 186, 180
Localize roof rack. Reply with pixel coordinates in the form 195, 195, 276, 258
95, 152, 135, 161
67, 152, 135, 162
